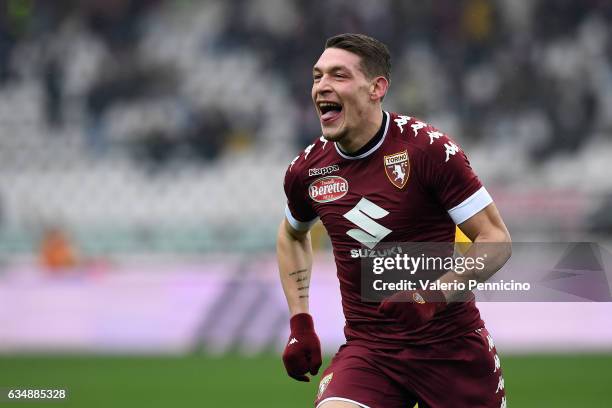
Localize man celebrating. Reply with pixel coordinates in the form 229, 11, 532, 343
277, 33, 511, 408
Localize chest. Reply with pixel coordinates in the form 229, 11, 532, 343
306, 153, 441, 247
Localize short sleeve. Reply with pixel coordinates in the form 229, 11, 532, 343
283, 160, 319, 231
417, 132, 492, 225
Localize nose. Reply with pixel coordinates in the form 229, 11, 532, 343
314, 74, 333, 96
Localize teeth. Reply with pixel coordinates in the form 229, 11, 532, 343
319, 102, 341, 109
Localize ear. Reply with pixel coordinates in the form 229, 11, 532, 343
369, 76, 389, 102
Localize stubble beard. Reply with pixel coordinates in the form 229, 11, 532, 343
321, 124, 348, 143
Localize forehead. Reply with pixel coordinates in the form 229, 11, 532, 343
313, 47, 363, 74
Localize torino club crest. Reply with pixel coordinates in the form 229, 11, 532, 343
384, 150, 410, 189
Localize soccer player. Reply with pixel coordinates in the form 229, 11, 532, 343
277, 33, 511, 408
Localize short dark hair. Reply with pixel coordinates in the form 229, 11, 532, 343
325, 33, 391, 84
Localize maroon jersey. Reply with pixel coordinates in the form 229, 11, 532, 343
284, 112, 493, 346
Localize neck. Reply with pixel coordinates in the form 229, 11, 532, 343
336, 109, 384, 154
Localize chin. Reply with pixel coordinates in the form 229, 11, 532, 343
321, 127, 346, 142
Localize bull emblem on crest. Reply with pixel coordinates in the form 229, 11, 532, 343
384, 151, 409, 189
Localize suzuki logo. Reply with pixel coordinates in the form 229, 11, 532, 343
343, 198, 391, 249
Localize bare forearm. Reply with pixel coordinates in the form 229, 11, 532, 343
277, 221, 313, 316
438, 232, 512, 301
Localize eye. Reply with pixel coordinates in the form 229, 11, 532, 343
313, 74, 322, 81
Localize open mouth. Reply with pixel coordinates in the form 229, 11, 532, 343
318, 102, 343, 123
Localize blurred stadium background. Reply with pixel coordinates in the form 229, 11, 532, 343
0, 0, 611, 406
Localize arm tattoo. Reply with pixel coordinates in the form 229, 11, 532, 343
288, 268, 307, 276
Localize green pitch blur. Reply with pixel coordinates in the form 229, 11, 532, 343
1, 354, 611, 407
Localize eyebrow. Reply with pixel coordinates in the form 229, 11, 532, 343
312, 65, 350, 74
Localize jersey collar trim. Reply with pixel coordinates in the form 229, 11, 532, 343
334, 111, 390, 160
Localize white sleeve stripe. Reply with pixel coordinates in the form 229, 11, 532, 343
316, 397, 372, 408
448, 186, 493, 225
285, 204, 318, 231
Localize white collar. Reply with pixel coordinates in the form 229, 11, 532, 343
334, 111, 390, 160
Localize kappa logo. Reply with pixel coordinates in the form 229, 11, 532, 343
427, 130, 443, 144
309, 176, 348, 203
308, 164, 340, 177
495, 375, 505, 394
384, 150, 409, 189
486, 333, 495, 351
319, 136, 328, 149
493, 354, 501, 373
444, 142, 460, 162
304, 143, 315, 159
394, 115, 412, 133
288, 337, 298, 345
411, 121, 427, 137
317, 373, 334, 399
288, 155, 299, 171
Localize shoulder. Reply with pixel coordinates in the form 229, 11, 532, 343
284, 135, 333, 186
387, 112, 465, 166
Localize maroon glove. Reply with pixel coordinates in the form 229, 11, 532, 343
378, 289, 447, 330
282, 313, 322, 382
